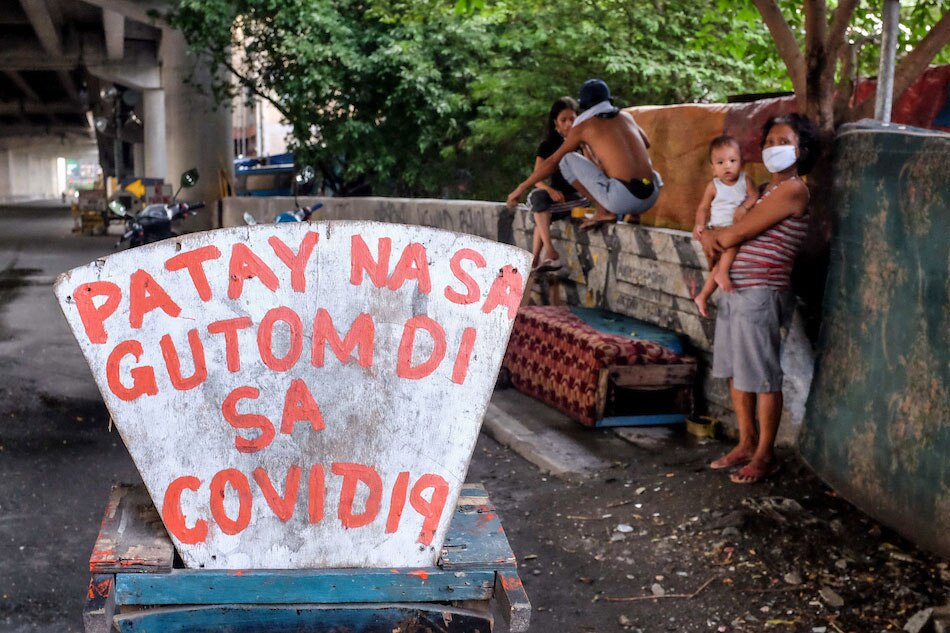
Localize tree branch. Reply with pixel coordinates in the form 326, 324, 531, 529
752, 0, 806, 109
804, 0, 833, 126
804, 0, 827, 56
826, 0, 859, 61
833, 33, 877, 123
221, 57, 293, 123
822, 0, 860, 122
850, 9, 950, 121
833, 42, 857, 122
891, 9, 950, 102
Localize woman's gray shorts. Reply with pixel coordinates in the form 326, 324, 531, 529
711, 287, 792, 393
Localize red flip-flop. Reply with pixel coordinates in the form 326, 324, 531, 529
730, 461, 781, 484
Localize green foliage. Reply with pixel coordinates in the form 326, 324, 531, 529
166, 0, 949, 200
168, 0, 494, 196
710, 1, 950, 88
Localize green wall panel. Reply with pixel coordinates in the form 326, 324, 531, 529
800, 122, 949, 557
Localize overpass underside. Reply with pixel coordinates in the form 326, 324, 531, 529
0, 0, 230, 215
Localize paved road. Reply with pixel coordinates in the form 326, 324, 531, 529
0, 202, 140, 633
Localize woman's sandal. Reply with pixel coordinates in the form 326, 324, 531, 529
729, 461, 781, 484
578, 216, 615, 232
709, 452, 752, 470
533, 258, 563, 273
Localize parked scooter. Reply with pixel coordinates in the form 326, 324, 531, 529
110, 169, 204, 249
243, 165, 322, 225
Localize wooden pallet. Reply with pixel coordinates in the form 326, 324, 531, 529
84, 483, 530, 633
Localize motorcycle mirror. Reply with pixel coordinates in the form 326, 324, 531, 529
292, 165, 315, 211
295, 165, 316, 187
108, 200, 127, 217
180, 168, 199, 189
242, 212, 258, 226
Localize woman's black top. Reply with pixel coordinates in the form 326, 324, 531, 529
536, 137, 577, 196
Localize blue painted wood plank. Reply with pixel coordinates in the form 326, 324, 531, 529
440, 484, 518, 570
458, 482, 489, 501
597, 413, 686, 427
115, 568, 495, 605
114, 604, 492, 633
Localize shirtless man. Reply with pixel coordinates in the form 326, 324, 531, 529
506, 79, 662, 230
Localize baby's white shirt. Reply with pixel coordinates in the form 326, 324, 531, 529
709, 173, 747, 228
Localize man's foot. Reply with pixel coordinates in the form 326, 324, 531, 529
579, 211, 616, 232
693, 294, 709, 318
714, 268, 734, 292
729, 460, 780, 484
709, 447, 754, 470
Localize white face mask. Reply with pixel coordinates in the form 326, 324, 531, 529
762, 144, 798, 173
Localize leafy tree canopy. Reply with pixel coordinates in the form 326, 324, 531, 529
166, 0, 949, 199
168, 0, 494, 196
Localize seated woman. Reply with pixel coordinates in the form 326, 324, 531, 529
700, 113, 819, 484
525, 97, 589, 273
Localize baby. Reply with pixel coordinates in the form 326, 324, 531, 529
692, 135, 757, 317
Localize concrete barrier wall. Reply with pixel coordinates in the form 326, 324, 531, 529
221, 196, 514, 244
799, 123, 950, 557
510, 213, 814, 446
221, 195, 814, 445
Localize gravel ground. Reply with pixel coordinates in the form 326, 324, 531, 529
468, 430, 949, 633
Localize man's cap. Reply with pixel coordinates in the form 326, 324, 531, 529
579, 79, 612, 110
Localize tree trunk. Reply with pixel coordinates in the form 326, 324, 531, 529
794, 126, 836, 341
754, 2, 950, 340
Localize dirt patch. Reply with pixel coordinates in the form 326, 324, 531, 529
469, 433, 948, 633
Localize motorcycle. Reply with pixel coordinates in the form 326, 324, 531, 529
110, 169, 203, 249
243, 165, 322, 225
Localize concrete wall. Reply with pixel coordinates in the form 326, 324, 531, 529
509, 213, 814, 446
0, 137, 98, 202
799, 123, 950, 557
221, 195, 814, 445
161, 29, 233, 231
222, 196, 515, 244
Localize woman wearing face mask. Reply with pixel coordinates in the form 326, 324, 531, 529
699, 113, 819, 484
524, 97, 589, 273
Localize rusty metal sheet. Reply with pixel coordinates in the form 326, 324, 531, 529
55, 221, 531, 569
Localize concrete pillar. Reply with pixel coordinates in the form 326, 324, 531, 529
27, 154, 41, 196
0, 150, 13, 200
133, 143, 145, 177
143, 88, 166, 179
161, 29, 232, 229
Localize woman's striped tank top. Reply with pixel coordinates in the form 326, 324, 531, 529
730, 179, 809, 290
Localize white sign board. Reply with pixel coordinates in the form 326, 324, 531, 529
55, 221, 530, 569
